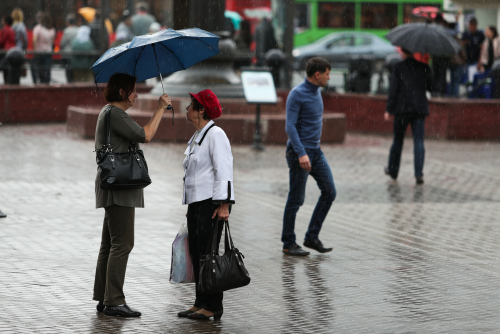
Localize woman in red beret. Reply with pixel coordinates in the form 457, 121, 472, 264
178, 89, 235, 321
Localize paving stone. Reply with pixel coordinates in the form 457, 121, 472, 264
1, 124, 500, 333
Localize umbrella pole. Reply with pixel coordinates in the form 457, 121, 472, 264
152, 43, 173, 125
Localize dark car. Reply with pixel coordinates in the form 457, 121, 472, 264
292, 31, 397, 70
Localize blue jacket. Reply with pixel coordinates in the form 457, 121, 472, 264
286, 78, 323, 157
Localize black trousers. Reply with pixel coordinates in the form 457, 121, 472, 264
187, 199, 230, 311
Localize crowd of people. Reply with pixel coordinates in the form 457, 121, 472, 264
0, 2, 162, 85
427, 13, 500, 98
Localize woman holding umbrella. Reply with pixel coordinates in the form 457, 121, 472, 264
93, 72, 171, 317
178, 89, 235, 321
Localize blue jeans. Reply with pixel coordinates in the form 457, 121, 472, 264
282, 145, 336, 249
387, 114, 426, 179
449, 64, 465, 97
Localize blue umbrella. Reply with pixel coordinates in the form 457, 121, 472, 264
91, 28, 221, 94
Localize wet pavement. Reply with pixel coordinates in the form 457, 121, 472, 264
1, 123, 500, 333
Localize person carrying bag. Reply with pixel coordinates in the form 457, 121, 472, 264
178, 89, 238, 321
92, 72, 170, 317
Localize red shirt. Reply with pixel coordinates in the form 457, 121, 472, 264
0, 25, 16, 50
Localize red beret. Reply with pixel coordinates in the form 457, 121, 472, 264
189, 89, 222, 119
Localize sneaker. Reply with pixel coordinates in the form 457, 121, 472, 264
283, 244, 310, 256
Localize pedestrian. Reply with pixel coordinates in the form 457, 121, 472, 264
11, 8, 27, 50
112, 9, 134, 47
478, 26, 500, 73
32, 13, 55, 84
282, 57, 336, 256
0, 15, 16, 51
93, 72, 171, 317
384, 48, 433, 185
178, 89, 234, 321
432, 14, 451, 96
131, 2, 155, 37
462, 17, 485, 78
70, 25, 95, 82
89, 9, 109, 51
234, 20, 251, 51
60, 14, 79, 83
255, 17, 277, 66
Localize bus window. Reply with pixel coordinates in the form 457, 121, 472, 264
361, 3, 398, 29
295, 3, 310, 33
318, 2, 355, 29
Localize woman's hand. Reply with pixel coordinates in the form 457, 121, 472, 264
384, 112, 391, 121
212, 203, 230, 221
158, 94, 171, 110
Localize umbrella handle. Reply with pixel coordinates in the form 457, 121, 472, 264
152, 42, 174, 125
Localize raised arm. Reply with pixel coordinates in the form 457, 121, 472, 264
143, 94, 171, 143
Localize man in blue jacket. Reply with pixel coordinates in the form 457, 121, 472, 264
385, 49, 433, 185
282, 57, 336, 256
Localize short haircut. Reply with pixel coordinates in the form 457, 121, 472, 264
104, 73, 137, 103
11, 8, 23, 23
136, 2, 149, 12
66, 13, 76, 26
306, 57, 331, 77
469, 18, 477, 26
3, 15, 13, 26
40, 13, 52, 29
191, 96, 211, 120
489, 26, 498, 39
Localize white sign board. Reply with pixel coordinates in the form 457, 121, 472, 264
241, 71, 278, 104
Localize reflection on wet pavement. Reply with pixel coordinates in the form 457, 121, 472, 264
1, 124, 500, 332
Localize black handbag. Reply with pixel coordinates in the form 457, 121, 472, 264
95, 107, 152, 190
198, 219, 251, 294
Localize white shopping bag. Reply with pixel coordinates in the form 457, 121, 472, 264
169, 221, 195, 284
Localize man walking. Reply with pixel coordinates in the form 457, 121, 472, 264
384, 49, 433, 185
282, 57, 336, 256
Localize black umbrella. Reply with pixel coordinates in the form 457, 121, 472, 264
386, 23, 461, 56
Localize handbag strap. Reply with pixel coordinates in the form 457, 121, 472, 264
205, 218, 220, 257
103, 106, 136, 152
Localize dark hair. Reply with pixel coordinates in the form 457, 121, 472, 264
66, 13, 76, 26
469, 18, 477, 26
40, 13, 53, 29
105, 73, 137, 103
306, 57, 331, 77
191, 96, 211, 120
3, 15, 13, 26
488, 26, 498, 39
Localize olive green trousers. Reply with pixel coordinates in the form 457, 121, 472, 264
93, 205, 135, 306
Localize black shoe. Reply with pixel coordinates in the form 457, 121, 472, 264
283, 244, 310, 256
384, 167, 396, 180
187, 310, 223, 320
96, 301, 104, 313
416, 177, 424, 185
103, 305, 141, 317
303, 239, 333, 253
0, 210, 6, 218
178, 309, 196, 317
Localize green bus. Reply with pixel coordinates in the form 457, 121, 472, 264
294, 0, 444, 47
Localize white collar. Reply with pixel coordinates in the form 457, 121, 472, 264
187, 120, 215, 146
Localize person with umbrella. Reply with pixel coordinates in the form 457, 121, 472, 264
178, 89, 235, 321
384, 48, 433, 185
92, 72, 171, 317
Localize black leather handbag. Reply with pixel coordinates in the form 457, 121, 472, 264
95, 107, 152, 190
198, 219, 251, 294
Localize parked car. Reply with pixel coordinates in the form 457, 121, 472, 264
292, 32, 397, 70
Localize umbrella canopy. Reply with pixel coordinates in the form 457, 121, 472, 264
386, 23, 461, 56
78, 7, 96, 23
91, 28, 221, 84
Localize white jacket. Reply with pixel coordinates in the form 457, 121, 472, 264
182, 120, 235, 205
